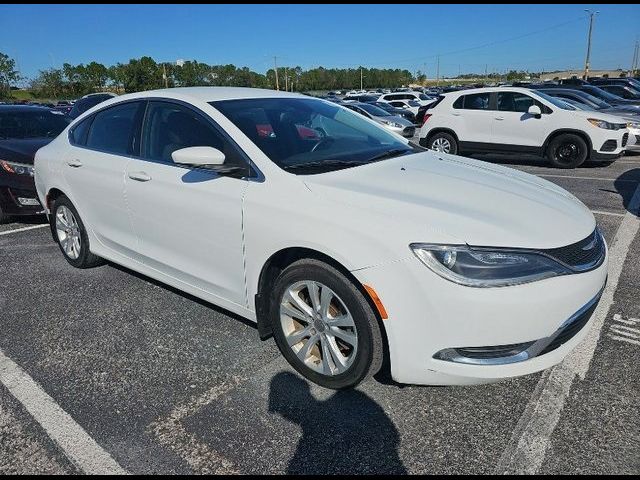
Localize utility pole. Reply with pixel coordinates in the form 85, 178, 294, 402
632, 40, 639, 76
583, 10, 599, 80
273, 56, 279, 91
436, 55, 440, 86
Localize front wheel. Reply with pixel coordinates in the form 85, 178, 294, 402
52, 196, 103, 268
427, 132, 458, 155
270, 259, 384, 390
546, 134, 588, 168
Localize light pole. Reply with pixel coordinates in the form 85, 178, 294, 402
583, 10, 599, 80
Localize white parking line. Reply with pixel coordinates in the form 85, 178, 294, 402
0, 348, 128, 475
496, 182, 640, 475
591, 210, 626, 217
537, 174, 638, 183
0, 224, 49, 236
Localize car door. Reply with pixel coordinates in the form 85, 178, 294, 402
492, 91, 552, 148
450, 92, 493, 145
124, 100, 249, 305
63, 100, 145, 258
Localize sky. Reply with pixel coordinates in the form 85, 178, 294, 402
1, 4, 639, 81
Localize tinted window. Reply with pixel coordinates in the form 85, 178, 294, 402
497, 92, 551, 113
463, 93, 490, 110
141, 101, 244, 167
0, 109, 70, 140
86, 102, 143, 155
70, 115, 93, 145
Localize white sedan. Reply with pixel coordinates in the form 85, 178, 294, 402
34, 87, 607, 389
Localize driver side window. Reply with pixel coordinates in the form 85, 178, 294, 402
141, 101, 243, 167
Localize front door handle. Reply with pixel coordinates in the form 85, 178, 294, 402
495, 117, 505, 121
66, 159, 83, 168
128, 172, 151, 182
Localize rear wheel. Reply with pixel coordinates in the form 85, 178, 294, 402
270, 259, 384, 390
546, 134, 588, 169
52, 196, 103, 268
428, 132, 458, 155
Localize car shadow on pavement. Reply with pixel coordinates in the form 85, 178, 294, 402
268, 372, 408, 475
614, 168, 640, 217
471, 153, 613, 169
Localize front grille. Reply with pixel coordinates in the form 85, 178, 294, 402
542, 229, 605, 271
600, 139, 617, 152
539, 298, 599, 355
622, 133, 629, 147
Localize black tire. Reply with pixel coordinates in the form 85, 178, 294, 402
546, 134, 588, 169
51, 196, 103, 268
427, 132, 458, 155
269, 259, 384, 390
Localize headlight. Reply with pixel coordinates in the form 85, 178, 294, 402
627, 121, 640, 129
0, 160, 35, 176
382, 120, 403, 128
410, 244, 570, 287
587, 118, 619, 130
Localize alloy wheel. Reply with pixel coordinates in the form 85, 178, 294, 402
55, 205, 81, 260
432, 137, 451, 153
279, 281, 358, 376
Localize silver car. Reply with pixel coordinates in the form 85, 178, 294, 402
341, 102, 416, 137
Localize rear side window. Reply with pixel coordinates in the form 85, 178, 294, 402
454, 93, 490, 110
86, 102, 144, 155
69, 116, 93, 146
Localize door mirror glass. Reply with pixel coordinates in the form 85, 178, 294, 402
171, 146, 226, 167
528, 105, 542, 116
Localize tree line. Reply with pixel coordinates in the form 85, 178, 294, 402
0, 52, 418, 99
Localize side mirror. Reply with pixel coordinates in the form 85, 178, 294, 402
171, 146, 225, 167
528, 105, 542, 117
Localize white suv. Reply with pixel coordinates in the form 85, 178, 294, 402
379, 92, 434, 106
419, 87, 630, 168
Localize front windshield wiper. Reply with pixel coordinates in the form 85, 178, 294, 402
366, 148, 412, 162
285, 159, 368, 172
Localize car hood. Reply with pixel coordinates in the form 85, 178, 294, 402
602, 106, 640, 117
569, 109, 629, 124
303, 151, 595, 249
0, 138, 52, 164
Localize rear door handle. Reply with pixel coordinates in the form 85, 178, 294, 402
66, 159, 83, 168
495, 117, 505, 121
128, 172, 151, 182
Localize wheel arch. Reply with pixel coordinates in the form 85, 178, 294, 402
421, 128, 460, 149
45, 187, 68, 240
543, 129, 593, 157
254, 247, 390, 363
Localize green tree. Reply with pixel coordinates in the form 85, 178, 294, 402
0, 52, 21, 99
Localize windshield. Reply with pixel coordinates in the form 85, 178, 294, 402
534, 91, 577, 110
582, 86, 625, 102
211, 98, 416, 174
0, 110, 71, 140
357, 103, 392, 117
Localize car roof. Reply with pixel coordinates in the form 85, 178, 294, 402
0, 105, 58, 113
112, 87, 305, 104
443, 86, 537, 96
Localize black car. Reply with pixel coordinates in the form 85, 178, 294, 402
530, 83, 640, 108
68, 93, 116, 119
0, 106, 71, 223
368, 101, 416, 123
589, 77, 640, 91
595, 84, 640, 101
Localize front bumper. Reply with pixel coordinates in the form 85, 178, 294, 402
353, 249, 608, 386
